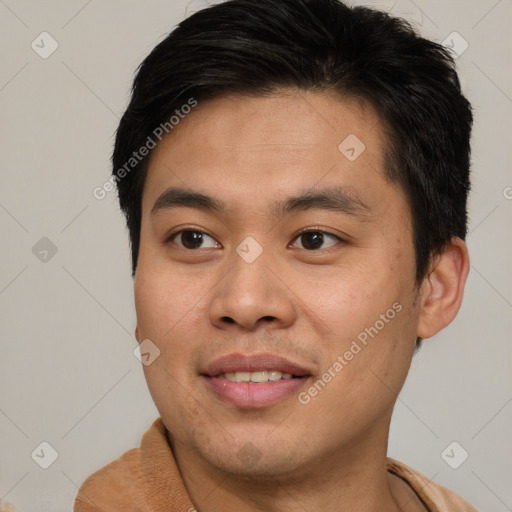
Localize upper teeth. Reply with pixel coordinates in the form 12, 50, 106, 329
218, 370, 293, 382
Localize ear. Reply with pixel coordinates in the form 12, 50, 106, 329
417, 237, 470, 339
135, 325, 141, 343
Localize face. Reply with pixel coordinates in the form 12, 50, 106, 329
134, 89, 423, 479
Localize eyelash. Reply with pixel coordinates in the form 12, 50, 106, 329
291, 228, 344, 251
165, 227, 345, 251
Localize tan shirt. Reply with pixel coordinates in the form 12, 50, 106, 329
74, 418, 479, 512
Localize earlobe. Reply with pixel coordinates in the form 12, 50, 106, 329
417, 237, 470, 339
135, 326, 140, 342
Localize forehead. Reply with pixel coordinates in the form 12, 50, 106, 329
142, 89, 397, 217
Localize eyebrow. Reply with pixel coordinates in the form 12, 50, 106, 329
270, 186, 371, 219
151, 187, 226, 216
150, 185, 372, 219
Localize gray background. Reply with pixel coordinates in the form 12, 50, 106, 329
0, 0, 511, 510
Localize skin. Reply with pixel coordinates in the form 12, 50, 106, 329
134, 89, 470, 512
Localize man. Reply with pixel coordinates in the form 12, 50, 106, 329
75, 0, 478, 510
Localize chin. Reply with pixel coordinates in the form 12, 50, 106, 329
209, 450, 302, 481
194, 433, 308, 481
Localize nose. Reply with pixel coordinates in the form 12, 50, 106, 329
209, 249, 296, 331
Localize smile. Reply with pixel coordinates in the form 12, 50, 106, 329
216, 370, 295, 382
201, 352, 313, 408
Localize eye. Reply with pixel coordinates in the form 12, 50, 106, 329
290, 229, 342, 251
168, 229, 220, 250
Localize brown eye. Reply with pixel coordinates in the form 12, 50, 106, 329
291, 230, 341, 250
170, 230, 219, 250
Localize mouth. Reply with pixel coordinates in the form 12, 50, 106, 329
201, 353, 313, 408
215, 370, 300, 382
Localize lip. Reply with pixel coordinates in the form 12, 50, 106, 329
202, 352, 311, 377
201, 352, 312, 408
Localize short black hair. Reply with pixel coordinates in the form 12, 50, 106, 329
113, 0, 472, 289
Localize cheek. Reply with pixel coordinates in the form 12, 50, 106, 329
134, 263, 206, 340
135, 269, 206, 432
142, 358, 207, 445
300, 253, 416, 392
302, 260, 403, 342
299, 303, 416, 438
134, 269, 211, 409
